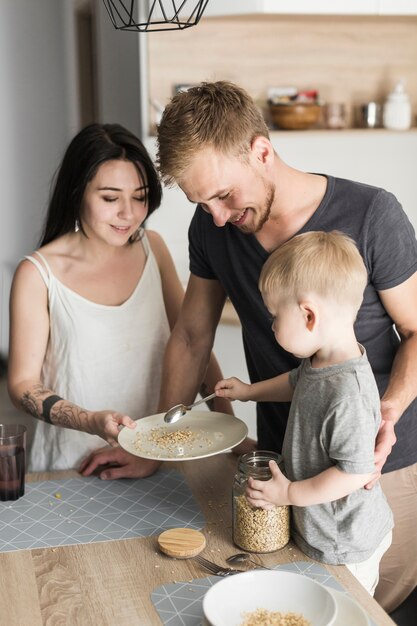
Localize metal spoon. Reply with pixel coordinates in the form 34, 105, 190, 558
163, 392, 217, 424
226, 552, 273, 570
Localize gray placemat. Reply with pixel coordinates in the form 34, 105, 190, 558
151, 560, 378, 626
0, 470, 205, 552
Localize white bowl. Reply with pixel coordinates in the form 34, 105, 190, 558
203, 570, 337, 626
330, 590, 369, 626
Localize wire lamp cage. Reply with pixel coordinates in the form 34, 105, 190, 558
102, 0, 210, 32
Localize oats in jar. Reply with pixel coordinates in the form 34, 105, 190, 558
233, 494, 290, 553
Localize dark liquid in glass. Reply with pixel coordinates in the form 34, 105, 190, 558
0, 447, 25, 501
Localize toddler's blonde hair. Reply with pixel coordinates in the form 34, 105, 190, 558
259, 231, 368, 310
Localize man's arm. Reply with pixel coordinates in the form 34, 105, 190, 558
149, 233, 233, 415
370, 271, 417, 476
158, 274, 228, 413
379, 271, 417, 417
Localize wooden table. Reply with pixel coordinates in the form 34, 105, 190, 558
0, 453, 395, 625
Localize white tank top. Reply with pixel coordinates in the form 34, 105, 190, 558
26, 233, 170, 471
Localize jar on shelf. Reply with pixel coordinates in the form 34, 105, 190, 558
383, 80, 412, 131
232, 451, 290, 553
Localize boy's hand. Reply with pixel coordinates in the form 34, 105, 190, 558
87, 410, 136, 445
246, 460, 291, 508
215, 377, 252, 401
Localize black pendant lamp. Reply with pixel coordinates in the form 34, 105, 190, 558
102, 0, 210, 32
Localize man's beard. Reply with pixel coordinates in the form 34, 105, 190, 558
239, 180, 275, 234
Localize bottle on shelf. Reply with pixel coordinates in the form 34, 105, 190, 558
383, 80, 412, 131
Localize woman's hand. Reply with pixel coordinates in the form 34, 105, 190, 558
87, 411, 136, 445
215, 377, 252, 401
79, 446, 161, 480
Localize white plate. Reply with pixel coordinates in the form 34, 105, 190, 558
118, 410, 248, 461
202, 570, 337, 626
330, 589, 370, 626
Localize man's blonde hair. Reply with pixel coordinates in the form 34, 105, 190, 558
156, 81, 269, 186
259, 231, 368, 310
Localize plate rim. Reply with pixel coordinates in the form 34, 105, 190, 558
117, 410, 248, 461
329, 589, 370, 626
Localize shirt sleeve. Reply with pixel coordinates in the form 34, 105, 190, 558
365, 189, 417, 291
188, 206, 217, 279
289, 365, 302, 389
324, 395, 378, 474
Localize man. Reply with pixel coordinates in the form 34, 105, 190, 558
154, 81, 417, 613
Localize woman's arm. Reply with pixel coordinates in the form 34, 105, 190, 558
7, 259, 133, 443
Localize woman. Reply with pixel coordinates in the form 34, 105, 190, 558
7, 123, 232, 475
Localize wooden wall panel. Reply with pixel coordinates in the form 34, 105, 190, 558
148, 15, 417, 130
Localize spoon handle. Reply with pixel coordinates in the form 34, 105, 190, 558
188, 392, 217, 409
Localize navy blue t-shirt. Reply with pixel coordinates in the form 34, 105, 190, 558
189, 175, 417, 473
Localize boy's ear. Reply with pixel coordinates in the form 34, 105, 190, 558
299, 301, 317, 331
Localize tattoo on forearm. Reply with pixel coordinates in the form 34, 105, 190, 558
21, 389, 41, 418
20, 385, 88, 430
51, 404, 89, 430
200, 382, 215, 411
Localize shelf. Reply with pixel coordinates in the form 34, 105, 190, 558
268, 127, 417, 136
148, 127, 417, 140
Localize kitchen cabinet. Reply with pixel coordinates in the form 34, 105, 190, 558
204, 0, 417, 16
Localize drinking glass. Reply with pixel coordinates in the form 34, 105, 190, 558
0, 424, 27, 501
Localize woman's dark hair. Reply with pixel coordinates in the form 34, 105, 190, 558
39, 123, 162, 246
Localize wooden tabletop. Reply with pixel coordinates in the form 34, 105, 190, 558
0, 453, 395, 625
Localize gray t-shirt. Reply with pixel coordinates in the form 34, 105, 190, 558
189, 175, 417, 472
284, 349, 394, 565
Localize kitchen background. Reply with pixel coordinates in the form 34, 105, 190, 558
1, 0, 417, 440
1, 4, 417, 620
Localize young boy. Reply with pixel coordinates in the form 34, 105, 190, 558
215, 231, 393, 595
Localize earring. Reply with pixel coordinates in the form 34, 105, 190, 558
75, 219, 80, 233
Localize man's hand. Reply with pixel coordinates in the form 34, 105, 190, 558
365, 400, 398, 489
79, 446, 161, 480
87, 411, 136, 445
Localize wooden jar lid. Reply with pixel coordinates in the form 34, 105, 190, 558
158, 528, 206, 558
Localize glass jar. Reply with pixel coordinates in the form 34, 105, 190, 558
232, 451, 290, 553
